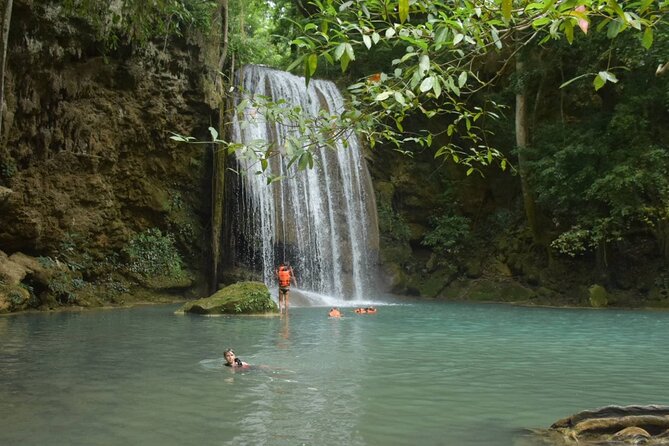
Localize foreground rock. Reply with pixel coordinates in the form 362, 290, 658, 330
176, 281, 278, 315
533, 405, 669, 445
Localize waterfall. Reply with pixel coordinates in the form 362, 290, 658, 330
227, 65, 379, 301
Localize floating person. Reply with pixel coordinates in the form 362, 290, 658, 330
328, 307, 342, 318
354, 307, 377, 314
276, 261, 297, 313
223, 348, 249, 369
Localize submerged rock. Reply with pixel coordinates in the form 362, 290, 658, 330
176, 281, 278, 315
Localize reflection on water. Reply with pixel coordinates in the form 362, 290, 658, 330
1, 302, 669, 446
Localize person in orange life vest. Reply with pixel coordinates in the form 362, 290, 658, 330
275, 262, 296, 313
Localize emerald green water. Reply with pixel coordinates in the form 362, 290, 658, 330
1, 301, 668, 445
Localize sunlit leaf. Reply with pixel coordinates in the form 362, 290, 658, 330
363, 34, 372, 49
307, 53, 318, 76
502, 0, 512, 21
419, 76, 434, 93
399, 0, 409, 23
375, 91, 393, 101
419, 54, 430, 75
458, 71, 467, 88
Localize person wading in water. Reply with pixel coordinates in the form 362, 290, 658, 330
276, 262, 297, 313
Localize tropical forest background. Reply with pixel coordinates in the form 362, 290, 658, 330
0, 0, 668, 312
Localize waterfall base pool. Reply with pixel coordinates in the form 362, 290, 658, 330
1, 301, 668, 446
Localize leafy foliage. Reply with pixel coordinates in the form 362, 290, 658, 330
283, 0, 666, 167
226, 0, 295, 68
377, 201, 411, 242
422, 214, 471, 256
232, 289, 275, 313
122, 228, 185, 278
62, 0, 218, 49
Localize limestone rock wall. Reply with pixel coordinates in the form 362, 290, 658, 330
0, 1, 220, 310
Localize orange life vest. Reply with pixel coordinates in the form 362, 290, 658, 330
278, 268, 291, 287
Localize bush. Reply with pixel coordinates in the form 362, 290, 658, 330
123, 228, 185, 278
422, 214, 471, 255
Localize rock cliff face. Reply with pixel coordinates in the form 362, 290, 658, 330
0, 1, 220, 311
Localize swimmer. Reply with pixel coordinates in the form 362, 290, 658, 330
328, 307, 342, 318
354, 307, 367, 314
366, 307, 377, 314
223, 348, 249, 368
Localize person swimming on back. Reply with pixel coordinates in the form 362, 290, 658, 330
328, 307, 341, 318
223, 348, 249, 368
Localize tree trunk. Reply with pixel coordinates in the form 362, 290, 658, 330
515, 55, 539, 241
217, 0, 229, 70
0, 0, 14, 142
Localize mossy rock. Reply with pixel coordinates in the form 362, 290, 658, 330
588, 284, 609, 308
176, 281, 278, 315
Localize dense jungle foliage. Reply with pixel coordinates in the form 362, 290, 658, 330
1, 0, 668, 311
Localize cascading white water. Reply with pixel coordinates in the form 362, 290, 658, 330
229, 65, 379, 301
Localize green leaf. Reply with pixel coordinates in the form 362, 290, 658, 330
593, 73, 606, 91
606, 20, 624, 39
286, 55, 304, 72
502, 0, 512, 21
399, 0, 409, 23
435, 27, 449, 46
307, 53, 318, 76
564, 20, 574, 44
607, 0, 627, 22
334, 43, 346, 60
363, 34, 372, 49
453, 33, 464, 45
339, 0, 353, 11
458, 71, 467, 88
642, 27, 653, 49
466, 167, 474, 176
394, 91, 406, 105
340, 51, 350, 71
601, 71, 618, 83
432, 76, 441, 98
372, 32, 380, 44
419, 54, 430, 75
209, 127, 218, 141
375, 91, 393, 101
419, 76, 434, 93
345, 43, 355, 61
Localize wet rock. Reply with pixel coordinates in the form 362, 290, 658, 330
535, 405, 669, 445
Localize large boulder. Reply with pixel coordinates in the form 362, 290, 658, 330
176, 281, 278, 315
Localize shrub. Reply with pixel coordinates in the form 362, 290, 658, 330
122, 228, 185, 278
422, 214, 471, 255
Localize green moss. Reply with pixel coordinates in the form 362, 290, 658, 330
589, 284, 609, 308
177, 281, 278, 315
